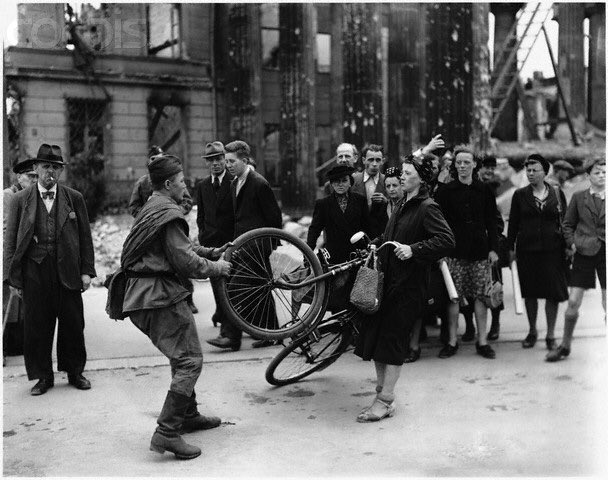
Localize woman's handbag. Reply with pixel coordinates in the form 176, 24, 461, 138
485, 265, 503, 309
349, 249, 384, 315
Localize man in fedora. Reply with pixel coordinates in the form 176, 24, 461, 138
4, 144, 96, 395
194, 142, 234, 329
128, 145, 199, 314
3, 158, 38, 363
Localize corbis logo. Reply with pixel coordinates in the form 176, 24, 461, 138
19, 17, 145, 49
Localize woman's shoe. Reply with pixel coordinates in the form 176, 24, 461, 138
521, 332, 538, 348
475, 342, 496, 359
438, 343, 458, 359
404, 348, 421, 364
356, 397, 395, 423
360, 385, 384, 415
545, 337, 556, 351
545, 344, 570, 362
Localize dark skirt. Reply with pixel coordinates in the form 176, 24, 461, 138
354, 288, 423, 366
516, 250, 568, 301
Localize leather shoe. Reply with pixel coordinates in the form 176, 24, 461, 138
68, 373, 91, 390
207, 336, 240, 351
31, 378, 54, 396
545, 337, 556, 351
438, 343, 458, 359
545, 344, 570, 362
404, 348, 421, 364
252, 339, 278, 349
522, 332, 538, 348
475, 342, 496, 359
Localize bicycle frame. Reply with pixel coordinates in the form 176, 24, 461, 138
273, 240, 397, 291
274, 257, 365, 290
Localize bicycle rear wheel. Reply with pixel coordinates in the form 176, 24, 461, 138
217, 228, 327, 340
265, 314, 354, 386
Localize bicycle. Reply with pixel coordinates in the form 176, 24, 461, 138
217, 228, 395, 386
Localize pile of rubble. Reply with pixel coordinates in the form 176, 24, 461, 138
90, 208, 313, 287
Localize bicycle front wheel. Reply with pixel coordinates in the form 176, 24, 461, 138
217, 228, 328, 340
265, 318, 353, 386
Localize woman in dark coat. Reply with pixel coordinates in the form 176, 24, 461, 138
355, 157, 455, 422
507, 154, 568, 350
306, 165, 370, 264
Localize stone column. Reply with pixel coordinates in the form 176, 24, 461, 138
471, 3, 492, 152
490, 3, 521, 141
556, 3, 586, 120
278, 3, 317, 215
587, 3, 605, 129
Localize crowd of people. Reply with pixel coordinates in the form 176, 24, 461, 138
2, 136, 605, 456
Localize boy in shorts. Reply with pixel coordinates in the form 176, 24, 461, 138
547, 158, 606, 361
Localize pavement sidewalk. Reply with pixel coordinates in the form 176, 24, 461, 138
3, 275, 607, 477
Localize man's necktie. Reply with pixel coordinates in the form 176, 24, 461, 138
213, 176, 220, 193
42, 191, 55, 200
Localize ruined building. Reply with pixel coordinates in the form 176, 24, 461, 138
4, 3, 605, 215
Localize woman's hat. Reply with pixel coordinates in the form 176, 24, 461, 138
31, 143, 65, 165
202, 141, 226, 159
525, 153, 550, 174
12, 158, 37, 175
327, 164, 355, 182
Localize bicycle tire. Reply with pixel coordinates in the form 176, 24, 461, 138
217, 228, 327, 340
265, 318, 353, 386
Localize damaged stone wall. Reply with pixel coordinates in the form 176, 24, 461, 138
342, 3, 383, 149
426, 3, 473, 146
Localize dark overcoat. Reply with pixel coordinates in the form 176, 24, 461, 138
232, 170, 282, 238
195, 171, 234, 247
355, 190, 455, 366
3, 183, 96, 290
507, 183, 567, 254
306, 191, 370, 264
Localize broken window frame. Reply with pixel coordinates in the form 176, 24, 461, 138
316, 33, 331, 74
261, 3, 280, 70
147, 3, 182, 58
66, 97, 108, 163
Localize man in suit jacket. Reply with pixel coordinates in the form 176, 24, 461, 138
351, 144, 388, 239
547, 158, 606, 362
207, 140, 282, 351
195, 141, 234, 328
3, 144, 96, 395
